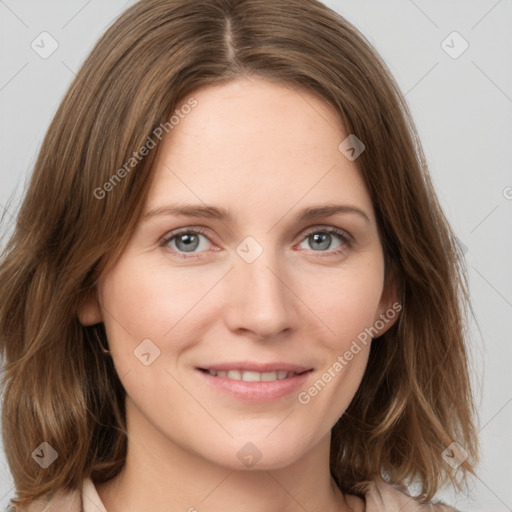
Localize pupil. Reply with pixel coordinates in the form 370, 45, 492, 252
177, 233, 199, 252
311, 233, 330, 250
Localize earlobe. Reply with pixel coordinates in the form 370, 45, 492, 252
77, 288, 103, 326
374, 301, 402, 338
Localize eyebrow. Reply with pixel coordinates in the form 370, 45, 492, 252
143, 202, 370, 224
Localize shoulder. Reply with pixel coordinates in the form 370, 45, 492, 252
13, 478, 105, 512
13, 487, 82, 512
363, 478, 460, 511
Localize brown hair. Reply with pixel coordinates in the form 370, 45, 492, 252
0, 0, 479, 508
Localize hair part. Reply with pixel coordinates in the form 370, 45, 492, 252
0, 0, 478, 508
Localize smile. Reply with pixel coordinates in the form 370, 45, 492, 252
199, 369, 303, 381
196, 366, 313, 402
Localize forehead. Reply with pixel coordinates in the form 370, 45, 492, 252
144, 77, 374, 222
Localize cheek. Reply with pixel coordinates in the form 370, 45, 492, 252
97, 258, 214, 414
293, 312, 379, 435
294, 262, 383, 412
100, 257, 211, 339
300, 260, 385, 347
97, 256, 231, 389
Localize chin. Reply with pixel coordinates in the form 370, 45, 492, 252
209, 435, 313, 470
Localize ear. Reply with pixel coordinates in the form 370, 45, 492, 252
373, 266, 401, 338
77, 287, 103, 326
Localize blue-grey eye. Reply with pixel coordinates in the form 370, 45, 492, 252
168, 231, 209, 253
298, 229, 346, 252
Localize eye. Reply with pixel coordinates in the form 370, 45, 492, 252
297, 227, 351, 256
161, 227, 213, 257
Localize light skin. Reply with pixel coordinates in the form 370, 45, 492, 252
79, 76, 398, 512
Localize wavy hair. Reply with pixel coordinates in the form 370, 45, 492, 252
0, 0, 479, 508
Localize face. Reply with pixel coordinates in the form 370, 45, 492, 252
79, 76, 397, 471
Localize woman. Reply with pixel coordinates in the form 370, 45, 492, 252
0, 0, 478, 510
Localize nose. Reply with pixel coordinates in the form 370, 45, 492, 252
222, 246, 300, 341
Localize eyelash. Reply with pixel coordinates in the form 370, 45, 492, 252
160, 226, 352, 260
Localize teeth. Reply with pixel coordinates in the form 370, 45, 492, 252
242, 371, 261, 382
205, 369, 297, 381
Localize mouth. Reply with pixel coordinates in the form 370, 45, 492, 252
195, 363, 313, 402
197, 368, 310, 382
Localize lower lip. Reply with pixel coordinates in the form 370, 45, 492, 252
196, 369, 312, 402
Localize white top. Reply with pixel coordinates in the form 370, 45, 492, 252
82, 478, 107, 512
79, 477, 458, 512
25, 477, 459, 511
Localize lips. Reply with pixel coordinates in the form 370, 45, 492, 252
196, 365, 313, 403
196, 362, 313, 402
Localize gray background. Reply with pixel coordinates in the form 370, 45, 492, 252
1, 0, 511, 510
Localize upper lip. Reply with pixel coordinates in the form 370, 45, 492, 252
197, 361, 312, 374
